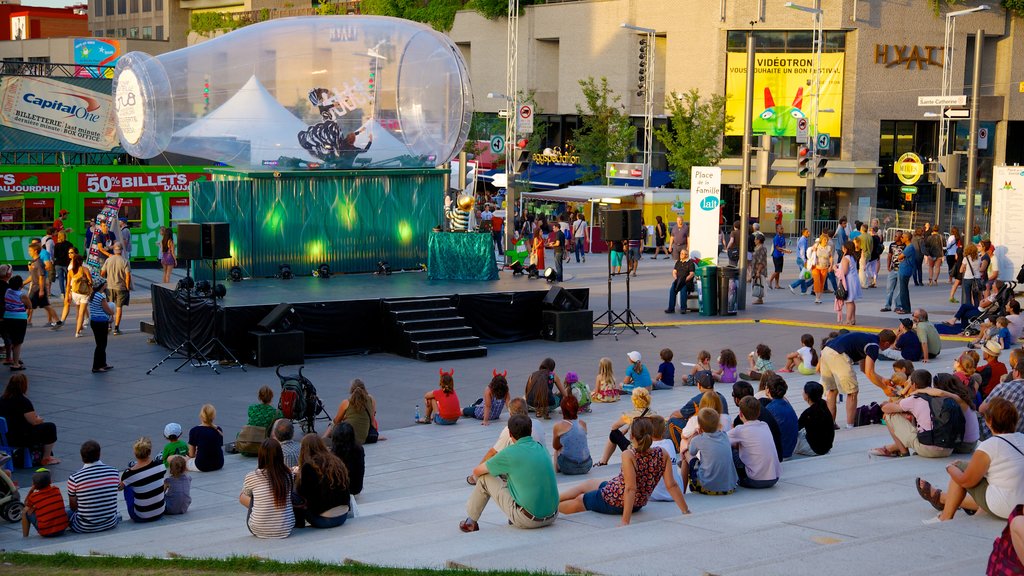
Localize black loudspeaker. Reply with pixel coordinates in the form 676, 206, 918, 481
203, 222, 230, 260
543, 286, 583, 312
177, 223, 203, 260
249, 330, 304, 367
604, 210, 642, 242
542, 310, 594, 342
257, 303, 297, 333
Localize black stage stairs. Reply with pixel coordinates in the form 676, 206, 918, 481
383, 297, 487, 362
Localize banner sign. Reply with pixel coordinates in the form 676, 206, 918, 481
78, 172, 206, 193
725, 52, 845, 137
688, 166, 722, 264
0, 76, 118, 150
73, 38, 121, 79
0, 172, 62, 194
991, 166, 1024, 281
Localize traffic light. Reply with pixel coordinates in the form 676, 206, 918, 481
755, 134, 775, 186
797, 145, 811, 178
512, 138, 530, 173
815, 158, 828, 179
938, 154, 961, 189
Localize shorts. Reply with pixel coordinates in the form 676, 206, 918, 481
797, 363, 817, 376
628, 247, 640, 261
433, 414, 458, 425
582, 482, 634, 515
887, 413, 953, 459
611, 252, 623, 267
5, 319, 26, 346
688, 457, 735, 495
955, 461, 996, 517
71, 292, 89, 305
772, 256, 784, 274
29, 291, 50, 309
655, 237, 665, 247
109, 289, 130, 307
818, 347, 859, 394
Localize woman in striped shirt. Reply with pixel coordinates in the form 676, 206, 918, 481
4, 275, 31, 371
88, 277, 114, 373
240, 438, 294, 538
120, 437, 165, 522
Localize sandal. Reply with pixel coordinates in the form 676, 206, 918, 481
869, 446, 906, 458
459, 518, 479, 533
466, 474, 477, 486
415, 418, 431, 424
916, 478, 943, 512
593, 460, 608, 467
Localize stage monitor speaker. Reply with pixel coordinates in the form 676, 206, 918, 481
604, 209, 642, 242
249, 330, 304, 367
542, 310, 594, 342
177, 223, 203, 260
257, 303, 297, 333
543, 286, 583, 312
203, 222, 231, 260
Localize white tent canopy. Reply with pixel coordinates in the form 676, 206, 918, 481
521, 185, 644, 203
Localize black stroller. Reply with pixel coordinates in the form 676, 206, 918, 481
963, 281, 1017, 337
276, 365, 331, 434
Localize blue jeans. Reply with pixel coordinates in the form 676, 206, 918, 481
897, 274, 912, 311
668, 282, 690, 312
789, 276, 812, 293
492, 231, 503, 255
653, 380, 674, 390
884, 271, 900, 308
914, 257, 924, 285
574, 238, 585, 262
733, 448, 778, 489
303, 510, 348, 529
962, 279, 979, 308
26, 512, 66, 537
557, 454, 593, 475
552, 251, 563, 280
826, 271, 838, 291
54, 265, 68, 297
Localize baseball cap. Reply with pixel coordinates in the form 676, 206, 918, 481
694, 370, 714, 389
899, 318, 914, 330
627, 351, 641, 363
164, 422, 182, 438
59, 209, 68, 216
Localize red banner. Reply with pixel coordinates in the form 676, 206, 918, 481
0, 173, 61, 194
78, 172, 205, 193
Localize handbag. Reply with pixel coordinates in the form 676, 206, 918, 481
235, 425, 267, 456
966, 259, 982, 302
364, 408, 379, 444
834, 280, 848, 301
73, 275, 90, 296
752, 278, 765, 299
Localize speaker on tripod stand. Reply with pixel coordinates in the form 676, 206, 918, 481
593, 209, 655, 340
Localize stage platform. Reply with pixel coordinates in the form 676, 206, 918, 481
151, 271, 590, 363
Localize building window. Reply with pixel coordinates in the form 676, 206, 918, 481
129, 27, 138, 38
155, 0, 162, 10
117, 28, 127, 36
142, 0, 151, 11
105, 0, 114, 15
727, 30, 846, 53
95, 0, 103, 17
130, 0, 138, 11
142, 26, 152, 39
106, 29, 115, 36
156, 25, 164, 39
117, 0, 126, 13
95, 29, 103, 37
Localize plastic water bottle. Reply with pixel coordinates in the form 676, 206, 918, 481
415, 404, 421, 422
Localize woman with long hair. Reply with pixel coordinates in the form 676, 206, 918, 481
462, 371, 510, 426
0, 373, 58, 464
330, 378, 379, 445
159, 227, 176, 284
294, 434, 350, 529
946, 226, 962, 286
837, 240, 861, 325
60, 251, 91, 337
329, 422, 364, 495
811, 233, 833, 305
959, 243, 981, 308
239, 438, 294, 538
4, 275, 31, 370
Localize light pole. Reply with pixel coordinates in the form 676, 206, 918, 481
621, 23, 656, 197
785, 1, 822, 236
502, 0, 519, 266
964, 29, 984, 250
937, 5, 988, 232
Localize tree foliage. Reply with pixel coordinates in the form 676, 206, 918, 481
359, 0, 465, 31
1001, 0, 1024, 16
467, 0, 540, 19
572, 77, 637, 184
654, 89, 733, 189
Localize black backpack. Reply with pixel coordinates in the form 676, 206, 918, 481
916, 395, 965, 449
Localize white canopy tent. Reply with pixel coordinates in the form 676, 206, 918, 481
521, 185, 645, 249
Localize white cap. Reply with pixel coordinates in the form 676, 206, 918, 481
627, 351, 641, 363
164, 422, 182, 438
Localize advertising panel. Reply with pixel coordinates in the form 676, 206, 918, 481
688, 166, 722, 264
0, 76, 117, 150
991, 165, 1024, 280
726, 52, 845, 137
78, 172, 207, 193
74, 38, 122, 79
0, 172, 62, 194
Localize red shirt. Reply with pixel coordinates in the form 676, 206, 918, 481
983, 360, 1008, 398
434, 388, 461, 420
25, 485, 68, 536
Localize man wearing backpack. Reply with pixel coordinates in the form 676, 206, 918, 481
871, 369, 961, 458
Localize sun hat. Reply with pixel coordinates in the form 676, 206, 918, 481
164, 422, 182, 438
984, 340, 1003, 357
627, 351, 641, 363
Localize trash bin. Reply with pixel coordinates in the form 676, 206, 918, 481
697, 265, 719, 316
718, 266, 739, 316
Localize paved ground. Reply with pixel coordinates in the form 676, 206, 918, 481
0, 251, 1005, 575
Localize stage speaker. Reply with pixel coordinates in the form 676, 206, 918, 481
604, 209, 642, 242
257, 303, 297, 333
543, 286, 583, 312
542, 310, 594, 342
177, 223, 203, 260
249, 330, 304, 367
203, 222, 231, 260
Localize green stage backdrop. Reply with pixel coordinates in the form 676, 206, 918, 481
191, 168, 445, 277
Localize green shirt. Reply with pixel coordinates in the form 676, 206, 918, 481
915, 321, 942, 356
485, 436, 558, 518
247, 403, 283, 431
161, 440, 189, 468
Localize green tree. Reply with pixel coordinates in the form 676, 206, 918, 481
572, 77, 636, 184
462, 112, 505, 156
468, 0, 540, 19
654, 88, 733, 189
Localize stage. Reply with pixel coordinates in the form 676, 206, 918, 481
151, 271, 590, 363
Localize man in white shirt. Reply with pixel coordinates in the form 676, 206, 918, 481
727, 396, 781, 489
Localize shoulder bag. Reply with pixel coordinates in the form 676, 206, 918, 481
365, 407, 379, 444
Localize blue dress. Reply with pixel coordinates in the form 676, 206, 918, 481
843, 255, 861, 302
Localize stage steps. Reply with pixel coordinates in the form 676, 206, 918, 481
383, 297, 487, 362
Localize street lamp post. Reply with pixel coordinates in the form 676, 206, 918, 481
785, 1, 822, 237
502, 0, 519, 265
621, 23, 656, 198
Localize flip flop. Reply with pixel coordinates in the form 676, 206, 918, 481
593, 461, 608, 467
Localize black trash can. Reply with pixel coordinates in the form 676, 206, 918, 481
697, 265, 719, 316
718, 266, 739, 316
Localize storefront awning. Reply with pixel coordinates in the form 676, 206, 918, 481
478, 165, 585, 189
521, 185, 644, 203
609, 170, 674, 188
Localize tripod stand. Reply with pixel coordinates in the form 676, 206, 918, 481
593, 246, 656, 340
147, 263, 216, 375
196, 258, 246, 373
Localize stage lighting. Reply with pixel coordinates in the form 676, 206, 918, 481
510, 262, 524, 276
527, 264, 539, 279
195, 280, 212, 296
375, 260, 392, 276
313, 263, 331, 279
277, 264, 293, 280
176, 276, 195, 292
213, 283, 227, 298
228, 266, 243, 282
543, 267, 557, 282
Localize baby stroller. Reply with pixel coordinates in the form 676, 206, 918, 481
0, 453, 23, 522
963, 281, 1017, 337
277, 365, 331, 434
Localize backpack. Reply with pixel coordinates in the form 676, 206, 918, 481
571, 381, 592, 407
871, 236, 885, 261
279, 381, 305, 421
854, 402, 882, 427
916, 395, 966, 449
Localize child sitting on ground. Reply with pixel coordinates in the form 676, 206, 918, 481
995, 317, 1013, 350
754, 371, 777, 400
565, 371, 592, 413
653, 348, 676, 390
163, 455, 191, 515
648, 415, 686, 502
21, 468, 68, 538
713, 349, 738, 383
741, 344, 774, 381
883, 359, 914, 400
681, 407, 739, 495
161, 423, 188, 468
592, 357, 620, 403
780, 334, 818, 375
418, 370, 461, 424
621, 351, 652, 394
687, 350, 712, 386
677, 389, 732, 453
794, 382, 834, 457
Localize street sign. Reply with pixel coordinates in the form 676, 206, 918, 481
796, 118, 808, 144
497, 109, 511, 118
944, 108, 970, 119
816, 133, 830, 151
901, 186, 918, 195
489, 135, 505, 154
606, 162, 645, 180
979, 127, 989, 150
896, 152, 924, 185
918, 95, 968, 106
517, 104, 534, 134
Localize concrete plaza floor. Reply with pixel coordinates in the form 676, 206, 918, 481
0, 253, 1005, 575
